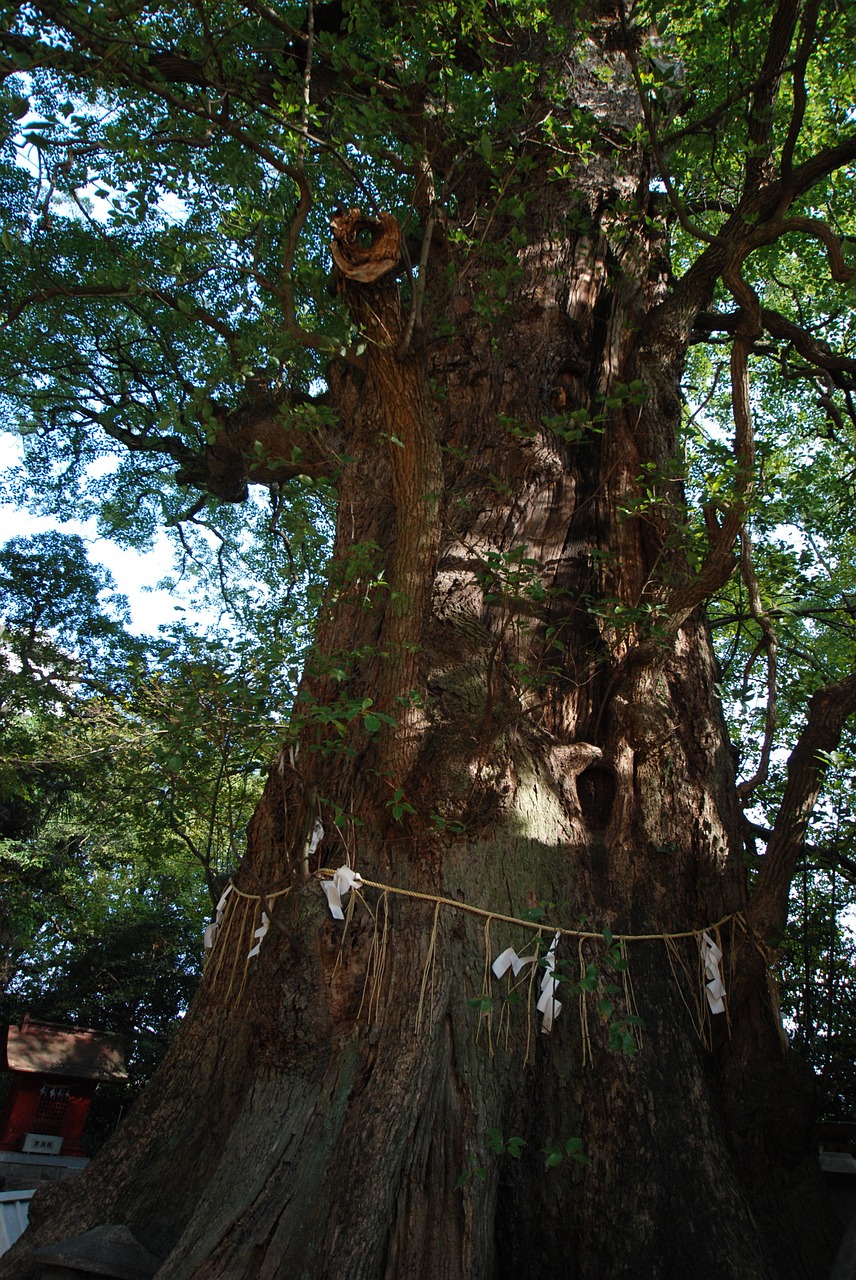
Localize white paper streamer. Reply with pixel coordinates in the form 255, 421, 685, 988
203, 883, 233, 951
701, 931, 726, 1014
491, 934, 562, 1032
321, 881, 346, 920
321, 865, 363, 920
308, 818, 325, 859
539, 932, 562, 1034
492, 946, 537, 979
248, 911, 269, 959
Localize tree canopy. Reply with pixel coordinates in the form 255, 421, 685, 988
1, 0, 855, 728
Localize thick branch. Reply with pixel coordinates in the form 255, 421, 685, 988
96, 418, 198, 468
743, 0, 801, 193
656, 513, 740, 634
175, 392, 342, 503
779, 0, 821, 181
709, 603, 856, 627
80, 388, 340, 502
748, 671, 856, 941
693, 307, 856, 389
644, 134, 856, 355
741, 820, 856, 882
747, 215, 855, 283
2, 283, 238, 357
783, 131, 856, 204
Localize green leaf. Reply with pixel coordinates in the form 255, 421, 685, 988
487, 1127, 505, 1154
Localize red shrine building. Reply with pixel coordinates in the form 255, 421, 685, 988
0, 1015, 127, 1162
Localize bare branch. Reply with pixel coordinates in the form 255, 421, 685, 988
747, 215, 855, 284
397, 157, 437, 361
619, 0, 722, 247
657, 257, 760, 632
763, 307, 856, 389
735, 528, 778, 802
692, 305, 856, 389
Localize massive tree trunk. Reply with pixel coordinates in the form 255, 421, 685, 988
1, 9, 847, 1280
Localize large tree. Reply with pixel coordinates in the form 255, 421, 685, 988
1, 1, 856, 1276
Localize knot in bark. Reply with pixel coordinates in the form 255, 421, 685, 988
330, 208, 400, 283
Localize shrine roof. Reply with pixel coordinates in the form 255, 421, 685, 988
3, 1016, 127, 1082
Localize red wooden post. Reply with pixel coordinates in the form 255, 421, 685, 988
0, 1016, 126, 1157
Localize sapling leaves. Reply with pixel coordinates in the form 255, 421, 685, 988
543, 1137, 590, 1169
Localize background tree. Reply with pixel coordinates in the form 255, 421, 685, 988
779, 852, 856, 1123
0, 529, 323, 1117
0, 1, 856, 1277
695, 328, 856, 1129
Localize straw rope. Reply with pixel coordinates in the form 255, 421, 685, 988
313, 868, 743, 945
207, 864, 748, 957
204, 865, 760, 1057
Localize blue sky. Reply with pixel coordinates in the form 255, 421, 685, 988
0, 431, 185, 635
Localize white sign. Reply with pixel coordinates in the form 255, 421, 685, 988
22, 1133, 63, 1155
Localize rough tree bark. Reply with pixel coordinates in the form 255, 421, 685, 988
2, 5, 853, 1279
